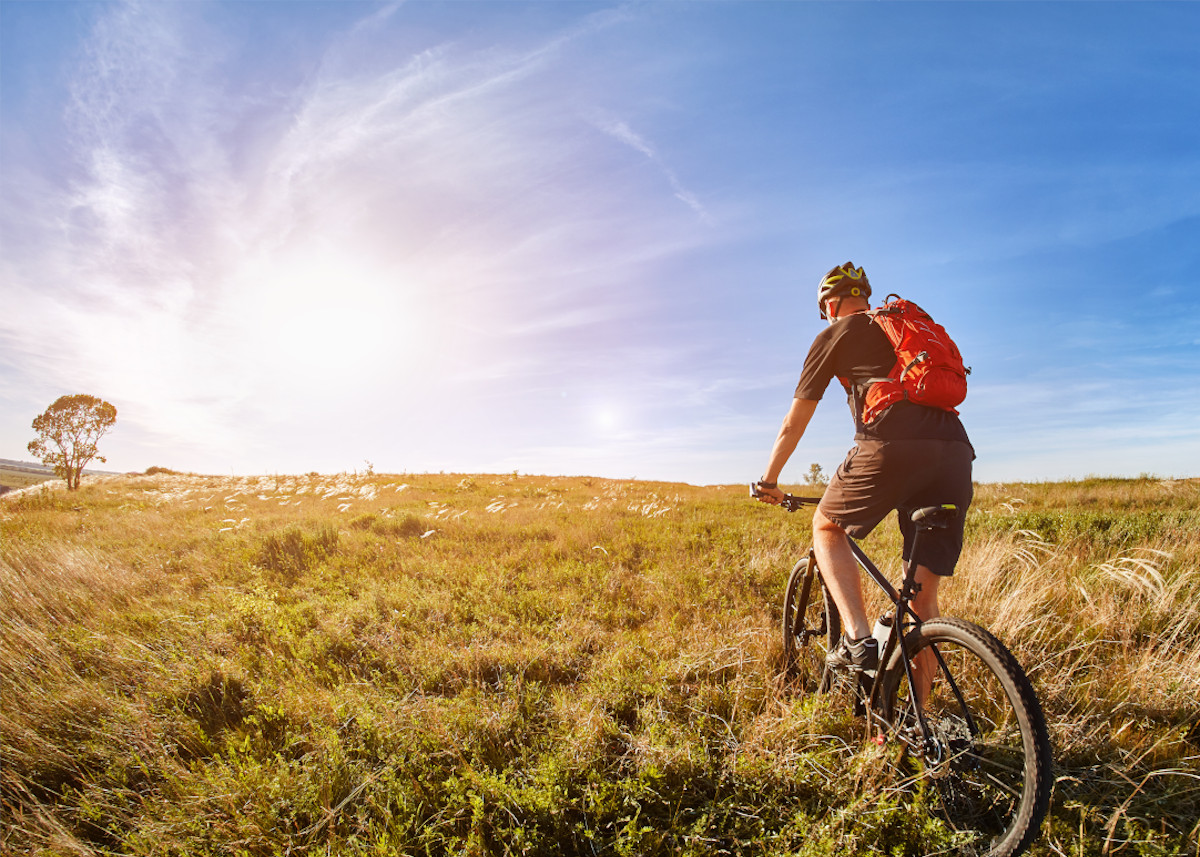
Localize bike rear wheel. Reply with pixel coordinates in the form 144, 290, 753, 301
781, 552, 840, 693
878, 617, 1053, 857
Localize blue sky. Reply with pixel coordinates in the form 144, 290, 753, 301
2, 1, 1197, 484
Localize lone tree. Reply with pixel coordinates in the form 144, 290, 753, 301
27, 394, 118, 490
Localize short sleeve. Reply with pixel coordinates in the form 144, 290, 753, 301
794, 325, 841, 401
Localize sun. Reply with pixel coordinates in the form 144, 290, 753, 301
590, 402, 622, 434
230, 248, 430, 386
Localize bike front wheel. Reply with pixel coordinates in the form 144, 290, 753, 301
781, 551, 840, 694
878, 617, 1053, 857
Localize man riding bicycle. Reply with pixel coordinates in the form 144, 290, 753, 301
755, 262, 975, 676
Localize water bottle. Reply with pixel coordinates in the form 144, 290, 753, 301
871, 613, 893, 652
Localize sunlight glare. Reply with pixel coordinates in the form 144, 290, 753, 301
591, 402, 622, 434
232, 249, 431, 387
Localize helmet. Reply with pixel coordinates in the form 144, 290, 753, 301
817, 262, 871, 318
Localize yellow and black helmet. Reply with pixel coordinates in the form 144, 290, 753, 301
817, 262, 871, 318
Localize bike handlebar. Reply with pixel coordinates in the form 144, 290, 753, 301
748, 483, 821, 512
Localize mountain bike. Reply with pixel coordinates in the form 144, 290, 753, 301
751, 485, 1053, 857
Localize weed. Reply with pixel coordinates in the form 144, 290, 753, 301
256, 523, 339, 577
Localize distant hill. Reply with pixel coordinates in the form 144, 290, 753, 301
0, 458, 119, 493
0, 458, 57, 474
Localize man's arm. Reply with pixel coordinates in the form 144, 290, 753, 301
758, 397, 819, 501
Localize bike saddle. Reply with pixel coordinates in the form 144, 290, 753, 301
910, 504, 958, 528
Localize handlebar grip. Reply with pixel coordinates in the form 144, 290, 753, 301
749, 482, 821, 511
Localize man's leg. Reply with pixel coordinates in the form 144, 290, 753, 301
812, 508, 870, 639
910, 563, 941, 623
909, 564, 941, 707
896, 442, 968, 707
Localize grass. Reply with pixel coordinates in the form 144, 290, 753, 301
0, 468, 56, 493
2, 472, 1198, 856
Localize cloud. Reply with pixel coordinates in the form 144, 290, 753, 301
1, 1, 719, 471
9, 2, 1191, 481
598, 118, 656, 159
590, 112, 712, 223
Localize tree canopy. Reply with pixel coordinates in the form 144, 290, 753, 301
27, 394, 118, 490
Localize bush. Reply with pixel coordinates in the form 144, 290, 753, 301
349, 512, 428, 538
256, 524, 339, 576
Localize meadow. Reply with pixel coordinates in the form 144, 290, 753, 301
2, 471, 1197, 856
0, 464, 56, 494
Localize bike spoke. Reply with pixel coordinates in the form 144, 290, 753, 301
878, 619, 1052, 856
974, 747, 1027, 778
781, 557, 839, 693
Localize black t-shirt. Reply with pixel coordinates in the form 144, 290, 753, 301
795, 313, 972, 445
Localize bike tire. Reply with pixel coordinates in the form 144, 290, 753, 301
781, 552, 840, 694
878, 617, 1053, 857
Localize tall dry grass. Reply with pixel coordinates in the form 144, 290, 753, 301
1, 472, 1197, 856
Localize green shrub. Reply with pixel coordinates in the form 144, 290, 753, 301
256, 523, 339, 575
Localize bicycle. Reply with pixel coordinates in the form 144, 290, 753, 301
751, 484, 1053, 857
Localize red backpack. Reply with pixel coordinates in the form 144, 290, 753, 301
859, 295, 970, 426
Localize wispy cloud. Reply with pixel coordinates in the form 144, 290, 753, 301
5, 2, 1195, 481
1, 1, 716, 471
590, 113, 712, 223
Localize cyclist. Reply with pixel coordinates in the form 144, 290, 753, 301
755, 262, 974, 677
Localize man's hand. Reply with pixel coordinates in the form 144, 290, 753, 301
758, 486, 784, 504
752, 481, 785, 505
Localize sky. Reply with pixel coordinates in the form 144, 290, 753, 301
2, 1, 1198, 486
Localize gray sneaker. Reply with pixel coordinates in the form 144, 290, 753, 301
826, 633, 879, 673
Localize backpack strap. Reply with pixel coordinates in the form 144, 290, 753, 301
864, 294, 904, 319
898, 351, 930, 383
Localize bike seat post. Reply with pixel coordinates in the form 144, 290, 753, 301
897, 504, 957, 619
898, 562, 922, 611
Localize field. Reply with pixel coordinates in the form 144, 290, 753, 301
2, 472, 1198, 856
0, 464, 56, 493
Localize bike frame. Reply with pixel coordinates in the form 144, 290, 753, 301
847, 537, 935, 741
760, 485, 1054, 856
762, 486, 975, 745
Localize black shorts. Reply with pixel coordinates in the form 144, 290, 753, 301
818, 439, 974, 576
